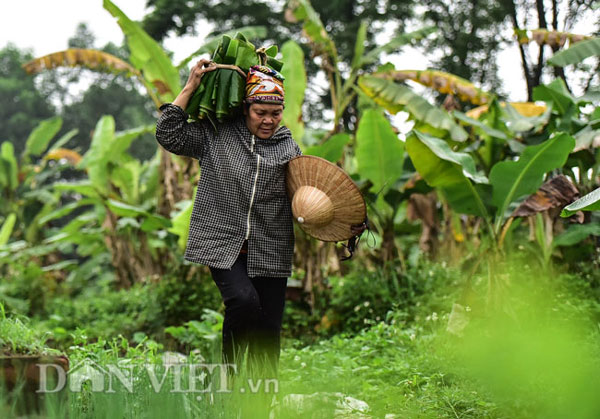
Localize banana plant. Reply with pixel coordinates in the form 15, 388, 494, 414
285, 0, 436, 134
386, 69, 491, 106
23, 0, 270, 218
358, 74, 468, 142
37, 116, 174, 287
405, 130, 575, 242
280, 40, 307, 142
0, 117, 79, 245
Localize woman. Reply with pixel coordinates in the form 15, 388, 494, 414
156, 59, 301, 377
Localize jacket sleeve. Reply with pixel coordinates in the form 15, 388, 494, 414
294, 143, 303, 157
155, 103, 211, 160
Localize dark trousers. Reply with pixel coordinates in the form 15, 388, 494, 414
210, 253, 287, 376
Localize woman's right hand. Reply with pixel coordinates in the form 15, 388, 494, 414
183, 59, 217, 92
173, 59, 217, 109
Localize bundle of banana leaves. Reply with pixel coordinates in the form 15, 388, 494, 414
185, 32, 283, 127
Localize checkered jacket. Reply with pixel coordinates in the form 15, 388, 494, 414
156, 104, 302, 277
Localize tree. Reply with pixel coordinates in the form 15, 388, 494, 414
502, 0, 599, 100
142, 0, 415, 62
141, 0, 417, 126
421, 0, 508, 96
0, 45, 55, 156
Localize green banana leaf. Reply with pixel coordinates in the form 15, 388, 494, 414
561, 186, 600, 217
78, 119, 154, 198
406, 130, 489, 217
235, 43, 260, 70
281, 40, 306, 142
139, 152, 161, 204
224, 39, 239, 65
305, 133, 350, 162
228, 72, 245, 113
501, 102, 552, 132
168, 188, 197, 251
533, 79, 576, 115
103, 0, 181, 102
548, 37, 600, 67
453, 110, 509, 140
553, 223, 600, 246
490, 132, 575, 226
37, 198, 98, 226
197, 71, 218, 117
48, 129, 78, 152
24, 117, 62, 158
358, 75, 468, 142
106, 199, 171, 232
0, 214, 16, 246
112, 160, 142, 205
78, 116, 115, 195
285, 0, 338, 62
265, 45, 278, 57
351, 22, 368, 71
1, 142, 18, 191
113, 125, 155, 157
356, 109, 405, 193
178, 26, 267, 69
53, 181, 101, 199
266, 57, 284, 72
0, 158, 8, 190
215, 69, 233, 121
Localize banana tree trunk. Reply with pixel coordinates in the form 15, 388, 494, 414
157, 148, 198, 216
102, 208, 169, 288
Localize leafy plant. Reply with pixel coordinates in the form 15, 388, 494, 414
165, 309, 223, 355
0, 303, 61, 356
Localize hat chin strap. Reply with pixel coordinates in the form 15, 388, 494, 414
340, 216, 370, 261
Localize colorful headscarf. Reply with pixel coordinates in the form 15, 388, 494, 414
244, 65, 285, 104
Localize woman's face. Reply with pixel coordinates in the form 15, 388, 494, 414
244, 103, 284, 140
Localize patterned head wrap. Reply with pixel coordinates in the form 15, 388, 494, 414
244, 65, 285, 104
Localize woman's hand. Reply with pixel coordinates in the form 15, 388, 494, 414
183, 59, 217, 92
173, 59, 217, 109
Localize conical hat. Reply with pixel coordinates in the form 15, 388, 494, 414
286, 155, 366, 242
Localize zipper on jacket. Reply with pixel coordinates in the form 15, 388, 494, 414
246, 135, 260, 240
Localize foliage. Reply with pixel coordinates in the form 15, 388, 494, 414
28, 271, 220, 349
104, 0, 181, 104
389, 69, 491, 105
420, 0, 508, 93
40, 283, 164, 347
548, 36, 600, 67
355, 109, 404, 193
0, 45, 55, 156
280, 40, 306, 141
358, 74, 468, 142
165, 309, 223, 355
22, 49, 139, 77
0, 304, 61, 356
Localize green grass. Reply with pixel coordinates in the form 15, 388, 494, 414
0, 303, 61, 356
3, 261, 600, 418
